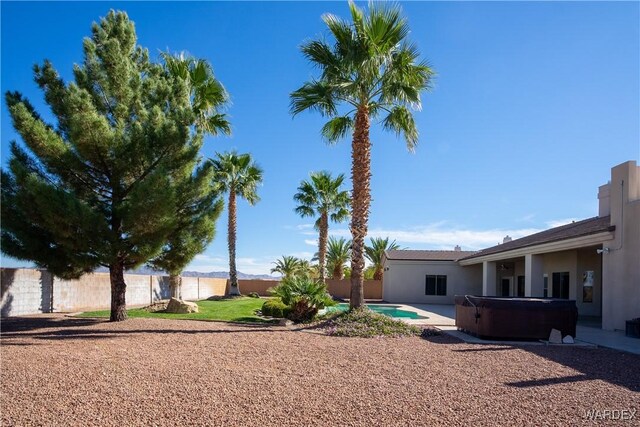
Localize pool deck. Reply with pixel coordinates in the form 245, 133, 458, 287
381, 303, 640, 355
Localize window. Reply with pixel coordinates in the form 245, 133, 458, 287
543, 274, 548, 298
517, 276, 525, 297
426, 275, 447, 296
552, 272, 570, 299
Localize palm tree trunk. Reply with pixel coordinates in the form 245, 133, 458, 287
318, 211, 328, 284
332, 264, 343, 280
169, 273, 182, 299
373, 267, 383, 281
349, 105, 371, 309
228, 190, 240, 295
109, 259, 127, 321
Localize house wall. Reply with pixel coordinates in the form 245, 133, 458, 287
542, 250, 578, 299
602, 160, 640, 331
576, 248, 602, 317
383, 260, 482, 304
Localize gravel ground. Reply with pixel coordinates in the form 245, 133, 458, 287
1, 315, 639, 426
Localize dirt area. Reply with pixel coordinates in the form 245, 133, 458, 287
1, 315, 638, 426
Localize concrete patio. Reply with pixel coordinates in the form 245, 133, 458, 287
399, 303, 640, 355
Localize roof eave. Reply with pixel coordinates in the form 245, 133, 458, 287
458, 230, 616, 265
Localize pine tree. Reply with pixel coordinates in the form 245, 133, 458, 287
1, 10, 218, 321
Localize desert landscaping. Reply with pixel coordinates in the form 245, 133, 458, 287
2, 315, 639, 426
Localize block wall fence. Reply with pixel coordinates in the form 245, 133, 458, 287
0, 268, 382, 317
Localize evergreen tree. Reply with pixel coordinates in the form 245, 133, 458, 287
1, 11, 215, 321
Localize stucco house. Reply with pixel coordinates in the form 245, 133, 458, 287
382, 160, 639, 331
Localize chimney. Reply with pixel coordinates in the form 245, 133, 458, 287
503, 235, 512, 244
454, 245, 461, 252
598, 182, 610, 217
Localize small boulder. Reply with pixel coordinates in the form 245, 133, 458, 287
278, 318, 293, 327
548, 328, 562, 344
562, 335, 575, 344
165, 297, 199, 314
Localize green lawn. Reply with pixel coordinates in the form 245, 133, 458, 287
78, 297, 274, 323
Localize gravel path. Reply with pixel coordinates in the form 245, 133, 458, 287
2, 315, 638, 426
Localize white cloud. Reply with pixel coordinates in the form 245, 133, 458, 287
325, 223, 542, 251
304, 239, 317, 246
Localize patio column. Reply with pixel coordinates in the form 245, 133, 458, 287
482, 261, 496, 296
525, 254, 544, 297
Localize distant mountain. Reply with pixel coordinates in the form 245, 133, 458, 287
94, 266, 278, 281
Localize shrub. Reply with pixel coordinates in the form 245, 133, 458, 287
325, 307, 421, 338
247, 292, 260, 298
261, 298, 288, 318
268, 276, 335, 322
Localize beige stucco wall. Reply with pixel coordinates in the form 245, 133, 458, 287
602, 161, 640, 330
382, 260, 482, 304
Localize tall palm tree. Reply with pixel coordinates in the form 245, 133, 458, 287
211, 151, 263, 295
294, 171, 350, 283
290, 2, 433, 308
365, 237, 400, 281
326, 236, 352, 280
271, 255, 303, 279
150, 53, 230, 298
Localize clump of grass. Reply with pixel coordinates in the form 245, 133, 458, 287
325, 307, 421, 338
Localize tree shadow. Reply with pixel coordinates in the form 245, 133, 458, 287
514, 345, 640, 393
506, 374, 589, 388
1, 269, 17, 317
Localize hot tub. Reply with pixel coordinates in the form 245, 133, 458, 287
454, 295, 578, 340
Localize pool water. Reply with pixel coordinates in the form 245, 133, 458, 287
327, 303, 427, 319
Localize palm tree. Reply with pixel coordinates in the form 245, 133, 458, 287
326, 236, 351, 280
294, 171, 350, 283
271, 255, 303, 279
290, 2, 433, 308
150, 53, 230, 298
160, 51, 231, 136
211, 151, 263, 295
365, 237, 401, 281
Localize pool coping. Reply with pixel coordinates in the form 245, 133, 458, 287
320, 303, 454, 326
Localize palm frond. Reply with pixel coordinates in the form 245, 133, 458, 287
320, 115, 353, 144
381, 105, 418, 152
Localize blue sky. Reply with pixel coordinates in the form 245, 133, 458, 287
2, 1, 639, 275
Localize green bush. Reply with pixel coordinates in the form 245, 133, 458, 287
325, 307, 421, 338
268, 276, 335, 322
261, 298, 288, 318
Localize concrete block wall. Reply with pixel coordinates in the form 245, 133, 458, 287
181, 277, 200, 301
198, 278, 227, 299
1, 268, 230, 316
54, 272, 111, 312
1, 268, 384, 316
1, 268, 53, 316
326, 279, 383, 300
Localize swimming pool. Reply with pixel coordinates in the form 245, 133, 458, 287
326, 303, 427, 320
